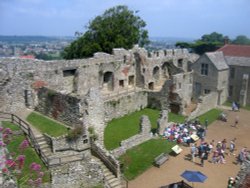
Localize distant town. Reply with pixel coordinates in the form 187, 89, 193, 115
0, 35, 194, 60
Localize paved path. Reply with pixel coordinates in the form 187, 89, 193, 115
129, 108, 250, 188
15, 108, 43, 138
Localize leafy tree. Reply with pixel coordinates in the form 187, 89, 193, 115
200, 32, 225, 43
175, 42, 191, 49
232, 35, 250, 45
63, 5, 149, 59
176, 32, 226, 55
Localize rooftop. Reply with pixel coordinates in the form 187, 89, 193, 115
217, 44, 250, 57
205, 51, 229, 70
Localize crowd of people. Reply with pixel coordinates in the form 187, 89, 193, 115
162, 120, 206, 146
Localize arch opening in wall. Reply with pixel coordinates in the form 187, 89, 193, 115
128, 75, 135, 87
148, 82, 154, 90
119, 80, 124, 88
153, 66, 160, 80
178, 59, 183, 68
161, 62, 170, 79
170, 103, 180, 114
103, 71, 114, 91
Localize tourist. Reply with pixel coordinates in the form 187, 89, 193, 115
205, 119, 208, 130
229, 139, 236, 156
233, 115, 239, 127
190, 143, 197, 163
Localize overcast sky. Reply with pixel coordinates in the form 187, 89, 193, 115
0, 0, 250, 39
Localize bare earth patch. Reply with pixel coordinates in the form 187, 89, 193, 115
128, 108, 250, 188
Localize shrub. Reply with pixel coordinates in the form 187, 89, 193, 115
67, 126, 83, 141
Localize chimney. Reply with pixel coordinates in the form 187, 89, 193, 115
224, 36, 229, 45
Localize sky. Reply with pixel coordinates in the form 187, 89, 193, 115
0, 0, 250, 39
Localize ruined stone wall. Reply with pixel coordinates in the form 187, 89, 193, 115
0, 47, 192, 114
52, 135, 89, 152
172, 72, 193, 109
51, 160, 103, 188
104, 90, 148, 122
111, 115, 152, 158
188, 92, 218, 120
35, 87, 82, 127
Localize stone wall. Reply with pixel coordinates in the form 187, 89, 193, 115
228, 64, 250, 106
111, 115, 152, 158
35, 87, 82, 127
51, 135, 89, 152
188, 92, 218, 120
0, 46, 192, 114
104, 90, 148, 122
51, 160, 104, 188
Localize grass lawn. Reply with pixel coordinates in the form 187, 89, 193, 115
104, 108, 186, 150
168, 112, 186, 123
119, 138, 175, 180
2, 121, 50, 186
26, 112, 69, 137
104, 108, 160, 150
196, 108, 223, 126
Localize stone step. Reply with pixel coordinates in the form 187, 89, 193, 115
109, 179, 121, 188
39, 144, 50, 149
36, 137, 46, 142
38, 141, 48, 146
105, 173, 115, 181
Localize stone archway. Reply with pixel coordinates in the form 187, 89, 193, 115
153, 66, 160, 80
161, 62, 170, 79
103, 71, 114, 91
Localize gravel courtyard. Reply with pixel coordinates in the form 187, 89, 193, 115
128, 108, 250, 188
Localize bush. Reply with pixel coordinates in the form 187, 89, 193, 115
67, 126, 83, 141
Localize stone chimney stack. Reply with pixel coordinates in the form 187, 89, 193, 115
224, 36, 229, 45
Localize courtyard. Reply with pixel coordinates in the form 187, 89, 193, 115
128, 108, 250, 188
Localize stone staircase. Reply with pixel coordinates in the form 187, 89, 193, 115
35, 135, 53, 158
95, 158, 127, 188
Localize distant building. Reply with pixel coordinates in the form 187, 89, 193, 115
20, 55, 35, 59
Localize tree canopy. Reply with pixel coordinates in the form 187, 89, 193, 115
176, 32, 226, 55
63, 5, 149, 59
232, 35, 250, 45
176, 32, 250, 55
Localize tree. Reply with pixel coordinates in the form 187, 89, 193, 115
175, 32, 226, 55
63, 5, 149, 59
232, 35, 250, 45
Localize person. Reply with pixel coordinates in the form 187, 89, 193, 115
200, 151, 208, 167
238, 147, 247, 164
233, 115, 239, 127
190, 144, 197, 163
232, 101, 238, 111
229, 139, 236, 156
204, 119, 208, 130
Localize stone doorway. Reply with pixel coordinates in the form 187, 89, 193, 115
103, 71, 114, 91
170, 103, 180, 114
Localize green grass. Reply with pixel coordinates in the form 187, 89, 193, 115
168, 112, 186, 123
104, 108, 186, 150
119, 139, 175, 180
1, 122, 50, 186
26, 112, 69, 137
104, 108, 160, 150
2, 121, 21, 131
196, 108, 222, 126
